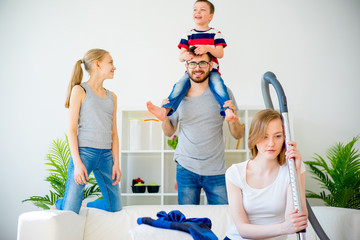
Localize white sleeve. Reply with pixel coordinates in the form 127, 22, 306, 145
225, 163, 244, 190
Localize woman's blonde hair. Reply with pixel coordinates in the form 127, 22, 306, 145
248, 109, 286, 165
65, 48, 109, 108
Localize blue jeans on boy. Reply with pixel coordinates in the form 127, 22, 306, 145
176, 163, 228, 205
55, 147, 122, 214
163, 71, 230, 116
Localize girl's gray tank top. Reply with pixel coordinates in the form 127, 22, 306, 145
77, 82, 114, 149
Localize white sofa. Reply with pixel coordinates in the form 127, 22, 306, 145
17, 205, 359, 240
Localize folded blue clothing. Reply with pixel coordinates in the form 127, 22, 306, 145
137, 210, 218, 240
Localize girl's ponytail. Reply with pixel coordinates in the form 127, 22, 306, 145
64, 49, 109, 108
65, 59, 83, 108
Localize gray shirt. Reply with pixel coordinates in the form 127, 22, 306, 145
169, 87, 238, 175
77, 82, 114, 149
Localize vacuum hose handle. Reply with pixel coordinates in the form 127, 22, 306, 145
261, 71, 330, 240
261, 71, 306, 239
261, 71, 288, 113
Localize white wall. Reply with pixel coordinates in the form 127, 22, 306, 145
1, 0, 359, 239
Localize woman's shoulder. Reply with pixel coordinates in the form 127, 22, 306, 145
226, 160, 248, 188
226, 160, 248, 178
229, 160, 248, 170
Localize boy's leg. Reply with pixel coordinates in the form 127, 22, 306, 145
55, 148, 95, 214
146, 102, 168, 121
147, 73, 190, 121
90, 149, 122, 212
163, 73, 191, 115
208, 72, 238, 121
176, 163, 201, 205
202, 174, 228, 205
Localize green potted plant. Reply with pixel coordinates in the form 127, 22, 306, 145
22, 135, 101, 209
304, 135, 360, 209
167, 135, 178, 150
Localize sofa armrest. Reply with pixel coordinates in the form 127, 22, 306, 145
312, 206, 360, 240
17, 209, 87, 240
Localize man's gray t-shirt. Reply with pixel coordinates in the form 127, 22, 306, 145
169, 87, 238, 176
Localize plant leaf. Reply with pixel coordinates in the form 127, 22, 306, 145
22, 134, 103, 209
305, 135, 360, 209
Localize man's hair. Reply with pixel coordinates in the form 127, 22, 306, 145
195, 0, 215, 14
188, 46, 212, 62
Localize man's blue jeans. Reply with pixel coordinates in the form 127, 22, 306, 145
176, 163, 228, 205
55, 147, 122, 214
163, 71, 230, 116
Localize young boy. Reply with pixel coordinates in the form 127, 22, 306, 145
147, 0, 237, 122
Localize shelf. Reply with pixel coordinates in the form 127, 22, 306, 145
122, 193, 163, 197
164, 150, 175, 153
121, 150, 163, 154
225, 149, 248, 153
119, 107, 261, 206
164, 150, 248, 153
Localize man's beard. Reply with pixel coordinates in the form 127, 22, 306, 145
188, 69, 210, 83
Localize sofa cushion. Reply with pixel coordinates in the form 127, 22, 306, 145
83, 205, 233, 240
17, 205, 324, 240
129, 224, 193, 240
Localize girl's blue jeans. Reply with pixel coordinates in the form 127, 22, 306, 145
176, 163, 228, 205
163, 71, 230, 116
55, 147, 122, 214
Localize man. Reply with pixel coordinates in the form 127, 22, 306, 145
162, 47, 244, 205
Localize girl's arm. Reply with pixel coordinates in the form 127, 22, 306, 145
68, 85, 88, 185
194, 45, 224, 59
111, 92, 121, 185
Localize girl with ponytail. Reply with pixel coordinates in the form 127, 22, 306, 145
56, 49, 122, 214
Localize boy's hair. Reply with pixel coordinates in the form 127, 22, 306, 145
65, 49, 109, 108
248, 109, 286, 165
188, 46, 212, 61
195, 0, 215, 14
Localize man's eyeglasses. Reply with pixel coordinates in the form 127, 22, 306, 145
186, 61, 210, 69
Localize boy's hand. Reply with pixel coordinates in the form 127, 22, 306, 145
182, 52, 194, 61
194, 45, 210, 55
161, 99, 170, 107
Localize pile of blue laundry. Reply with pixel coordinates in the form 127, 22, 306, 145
137, 210, 218, 240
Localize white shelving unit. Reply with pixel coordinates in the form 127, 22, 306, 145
119, 106, 262, 206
